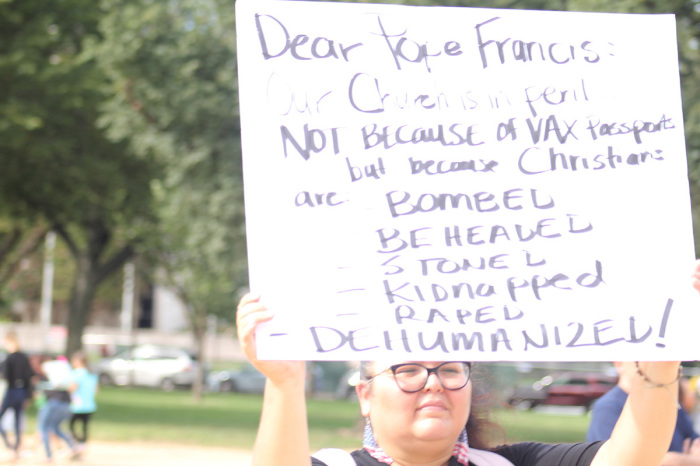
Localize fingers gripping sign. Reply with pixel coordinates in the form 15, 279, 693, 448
236, 293, 305, 386
236, 293, 271, 362
692, 260, 700, 294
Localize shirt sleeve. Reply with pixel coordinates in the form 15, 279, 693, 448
493, 441, 604, 466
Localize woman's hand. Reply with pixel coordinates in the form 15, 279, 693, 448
237, 294, 311, 466
692, 259, 700, 293
236, 293, 305, 387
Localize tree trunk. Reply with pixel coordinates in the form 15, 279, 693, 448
306, 362, 316, 399
191, 306, 207, 402
57, 221, 135, 358
65, 254, 98, 357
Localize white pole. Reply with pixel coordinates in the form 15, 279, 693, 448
39, 231, 56, 332
207, 315, 218, 361
120, 261, 135, 332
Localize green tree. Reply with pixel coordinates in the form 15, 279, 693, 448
94, 0, 247, 398
0, 0, 158, 355
0, 221, 49, 300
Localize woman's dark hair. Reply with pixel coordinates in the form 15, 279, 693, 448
466, 363, 505, 449
359, 361, 505, 450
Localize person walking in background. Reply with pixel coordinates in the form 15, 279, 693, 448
0, 331, 34, 459
37, 356, 81, 463
68, 351, 98, 450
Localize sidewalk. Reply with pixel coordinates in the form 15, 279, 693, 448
0, 441, 252, 465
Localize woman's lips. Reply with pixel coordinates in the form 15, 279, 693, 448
418, 399, 447, 412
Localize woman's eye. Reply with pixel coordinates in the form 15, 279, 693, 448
441, 363, 463, 372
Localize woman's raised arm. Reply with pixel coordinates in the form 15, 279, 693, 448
592, 360, 681, 466
237, 293, 311, 466
592, 260, 700, 466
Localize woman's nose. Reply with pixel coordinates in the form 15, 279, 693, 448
423, 371, 443, 391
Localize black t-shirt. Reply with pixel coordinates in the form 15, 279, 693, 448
311, 442, 604, 466
3, 351, 34, 397
493, 441, 603, 466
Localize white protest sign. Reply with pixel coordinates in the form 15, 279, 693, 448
235, 0, 699, 361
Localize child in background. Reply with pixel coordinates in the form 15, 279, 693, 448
68, 351, 98, 451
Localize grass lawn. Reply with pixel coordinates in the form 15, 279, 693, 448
21, 387, 591, 451
494, 407, 592, 444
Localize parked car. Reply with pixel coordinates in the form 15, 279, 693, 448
207, 363, 266, 393
207, 362, 326, 394
507, 372, 617, 411
97, 344, 202, 391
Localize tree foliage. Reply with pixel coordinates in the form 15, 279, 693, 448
0, 0, 158, 355
93, 0, 247, 398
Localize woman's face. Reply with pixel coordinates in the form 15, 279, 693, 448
357, 361, 472, 450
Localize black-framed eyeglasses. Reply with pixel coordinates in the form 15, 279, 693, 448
368, 362, 471, 393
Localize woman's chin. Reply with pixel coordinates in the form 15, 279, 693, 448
412, 419, 457, 441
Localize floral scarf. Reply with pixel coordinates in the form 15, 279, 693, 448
362, 418, 469, 465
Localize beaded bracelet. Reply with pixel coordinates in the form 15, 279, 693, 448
635, 361, 682, 388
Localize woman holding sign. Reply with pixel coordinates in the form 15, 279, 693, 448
236, 262, 700, 466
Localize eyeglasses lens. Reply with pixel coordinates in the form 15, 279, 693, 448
392, 362, 470, 393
